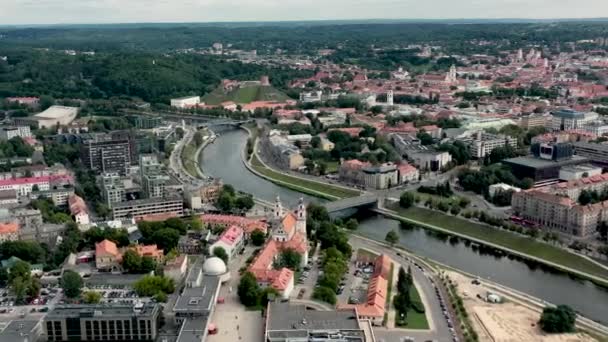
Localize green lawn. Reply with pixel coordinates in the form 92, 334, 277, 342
393, 206, 608, 281
181, 142, 201, 179
395, 282, 429, 329
233, 86, 259, 103
250, 153, 360, 200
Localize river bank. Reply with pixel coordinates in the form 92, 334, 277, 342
200, 128, 608, 324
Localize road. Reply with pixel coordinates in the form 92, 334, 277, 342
348, 235, 454, 342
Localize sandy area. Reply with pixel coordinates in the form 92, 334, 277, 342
446, 271, 595, 342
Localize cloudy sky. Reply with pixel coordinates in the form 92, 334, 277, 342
1, 0, 607, 25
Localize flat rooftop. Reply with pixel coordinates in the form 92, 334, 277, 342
111, 195, 183, 208
34, 105, 78, 119
174, 276, 220, 314
176, 317, 210, 342
266, 302, 363, 340
46, 303, 160, 319
503, 155, 588, 169
0, 320, 39, 342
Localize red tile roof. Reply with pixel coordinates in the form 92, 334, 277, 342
95, 239, 119, 257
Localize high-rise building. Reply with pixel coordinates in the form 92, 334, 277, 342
44, 303, 161, 342
81, 133, 132, 175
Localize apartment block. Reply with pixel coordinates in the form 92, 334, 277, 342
111, 196, 183, 220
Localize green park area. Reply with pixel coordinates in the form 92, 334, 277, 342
392, 206, 608, 281
403, 284, 429, 329
202, 84, 290, 105
249, 153, 360, 200
181, 142, 201, 179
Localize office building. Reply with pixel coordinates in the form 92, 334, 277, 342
111, 196, 183, 220
140, 155, 169, 199
465, 131, 518, 159
263, 134, 305, 170
0, 125, 32, 141
81, 133, 132, 175
265, 302, 372, 342
208, 225, 244, 262
361, 163, 399, 190
44, 303, 161, 341
559, 164, 603, 181
392, 134, 452, 171
551, 109, 598, 131
134, 116, 162, 129
504, 143, 588, 182
101, 173, 128, 205
519, 113, 550, 130
573, 142, 608, 164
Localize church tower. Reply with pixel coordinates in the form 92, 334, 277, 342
295, 197, 307, 236
386, 90, 394, 106
274, 196, 284, 220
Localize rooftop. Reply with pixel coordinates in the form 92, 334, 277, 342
503, 155, 588, 169
34, 105, 78, 119
46, 303, 160, 319
0, 320, 39, 342
267, 302, 362, 335
174, 276, 220, 314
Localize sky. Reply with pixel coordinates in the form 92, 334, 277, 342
1, 0, 607, 25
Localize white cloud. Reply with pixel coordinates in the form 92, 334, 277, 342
0, 0, 607, 25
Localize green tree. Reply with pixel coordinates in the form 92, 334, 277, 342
217, 192, 234, 212
250, 230, 266, 246
141, 257, 156, 273
399, 192, 416, 209
0, 268, 7, 287
9, 261, 31, 283
190, 216, 203, 232
39, 95, 55, 110
61, 270, 83, 298
213, 246, 229, 263
121, 249, 142, 273
311, 136, 321, 149
83, 291, 102, 304
275, 248, 302, 271
312, 286, 337, 305
345, 218, 358, 231
134, 275, 175, 297
10, 277, 28, 304
235, 195, 255, 211
385, 230, 399, 245
238, 272, 261, 307
539, 305, 577, 333
150, 228, 180, 251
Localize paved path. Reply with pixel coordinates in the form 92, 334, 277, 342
207, 247, 264, 342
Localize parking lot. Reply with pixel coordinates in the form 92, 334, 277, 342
337, 260, 375, 305
81, 285, 149, 305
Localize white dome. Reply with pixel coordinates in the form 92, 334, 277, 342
203, 257, 227, 275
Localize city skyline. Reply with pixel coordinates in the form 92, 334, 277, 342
1, 0, 608, 25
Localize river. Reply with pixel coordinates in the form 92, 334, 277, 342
201, 128, 608, 324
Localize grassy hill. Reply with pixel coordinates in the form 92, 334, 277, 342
202, 84, 290, 105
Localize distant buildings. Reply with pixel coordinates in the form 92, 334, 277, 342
263, 134, 305, 170
170, 96, 201, 109
14, 105, 78, 129
361, 163, 399, 190
81, 132, 134, 175
111, 196, 183, 220
464, 131, 518, 159
0, 125, 31, 141
503, 143, 588, 183
512, 173, 608, 238
551, 109, 598, 131
95, 239, 164, 271
44, 303, 161, 341
572, 142, 608, 164
0, 222, 18, 243
392, 134, 452, 171
68, 194, 90, 225
5, 96, 39, 107
0, 174, 73, 197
